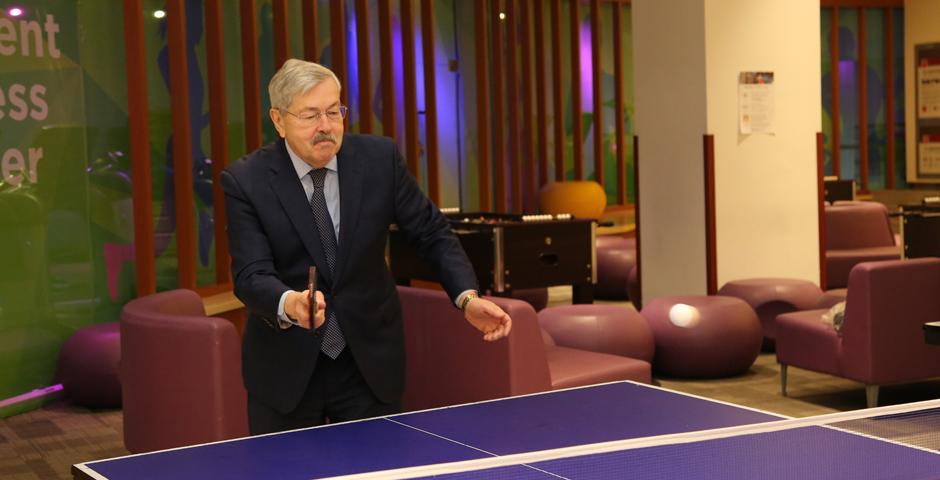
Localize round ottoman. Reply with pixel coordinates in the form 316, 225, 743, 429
537, 304, 654, 362
717, 278, 823, 350
595, 236, 636, 300
642, 296, 761, 378
57, 322, 121, 408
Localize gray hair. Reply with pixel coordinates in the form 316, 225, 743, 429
268, 59, 342, 110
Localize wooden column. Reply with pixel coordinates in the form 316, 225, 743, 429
166, 0, 196, 290
205, 0, 230, 285
401, 0, 420, 178
534, 0, 549, 189
240, 0, 262, 152
885, 7, 895, 188
704, 134, 716, 295
330, 0, 349, 107
356, 0, 373, 134
590, 0, 603, 186
506, 0, 522, 212
474, 0, 492, 211
857, 8, 868, 193
520, 0, 537, 212
302, 0, 319, 61
272, 0, 289, 68
421, 0, 440, 203
830, 7, 841, 177
569, 0, 583, 180
551, 0, 564, 181
123, 0, 156, 296
817, 132, 827, 289
378, 0, 396, 139
613, 1, 626, 205
491, 0, 507, 211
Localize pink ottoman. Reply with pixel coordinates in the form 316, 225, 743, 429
642, 296, 761, 378
717, 278, 823, 350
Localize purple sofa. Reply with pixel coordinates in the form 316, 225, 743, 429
776, 258, 940, 408
824, 201, 900, 289
398, 286, 650, 412
120, 289, 248, 453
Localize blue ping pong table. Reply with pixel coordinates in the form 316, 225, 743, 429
72, 381, 940, 479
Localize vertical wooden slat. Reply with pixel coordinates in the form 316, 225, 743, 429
885, 7, 895, 188
520, 0, 537, 213
632, 134, 641, 308
551, 0, 565, 181
569, 0, 583, 180
613, 1, 626, 205
817, 132, 828, 289
590, 0, 603, 186
830, 6, 841, 177
401, 0, 420, 178
474, 0, 492, 211
205, 0, 230, 285
534, 0, 549, 189
123, 0, 156, 296
491, 0, 507, 211
302, 0, 319, 61
378, 0, 396, 139
272, 0, 289, 68
240, 0, 262, 152
858, 7, 868, 193
356, 0, 373, 134
330, 0, 349, 107
420, 0, 440, 204
166, 0, 196, 290
506, 0, 522, 213
704, 134, 716, 295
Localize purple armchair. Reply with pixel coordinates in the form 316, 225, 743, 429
824, 201, 900, 289
120, 289, 248, 453
775, 258, 940, 408
399, 286, 650, 412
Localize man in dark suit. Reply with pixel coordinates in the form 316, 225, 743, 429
221, 59, 512, 435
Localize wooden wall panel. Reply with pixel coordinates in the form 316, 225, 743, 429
590, 0, 603, 186
491, 0, 507, 211
240, 0, 262, 152
421, 0, 440, 203
378, 0, 397, 139
356, 0, 374, 134
272, 0, 289, 68
857, 8, 868, 193
534, 0, 549, 189
302, 0, 319, 61
613, 1, 627, 204
205, 0, 231, 285
474, 0, 492, 211
123, 0, 156, 296
506, 0, 522, 212
330, 0, 349, 107
551, 0, 564, 181
166, 0, 196, 290
569, 0, 583, 180
401, 0, 421, 178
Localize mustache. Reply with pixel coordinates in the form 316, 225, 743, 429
312, 133, 337, 145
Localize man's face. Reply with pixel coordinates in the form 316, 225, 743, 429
270, 80, 345, 168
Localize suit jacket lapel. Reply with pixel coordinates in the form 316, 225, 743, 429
334, 137, 364, 288
268, 140, 335, 287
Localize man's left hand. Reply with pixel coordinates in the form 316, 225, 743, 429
464, 297, 512, 341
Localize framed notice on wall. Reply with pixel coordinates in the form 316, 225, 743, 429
916, 43, 940, 178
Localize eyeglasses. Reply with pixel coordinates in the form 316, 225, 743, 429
280, 105, 348, 125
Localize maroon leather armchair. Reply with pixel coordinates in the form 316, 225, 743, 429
399, 286, 650, 412
120, 289, 248, 453
824, 201, 900, 289
776, 258, 940, 408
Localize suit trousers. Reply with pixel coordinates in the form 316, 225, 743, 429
247, 348, 402, 435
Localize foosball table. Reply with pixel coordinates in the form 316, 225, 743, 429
388, 212, 597, 303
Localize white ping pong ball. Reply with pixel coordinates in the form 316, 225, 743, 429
668, 303, 701, 328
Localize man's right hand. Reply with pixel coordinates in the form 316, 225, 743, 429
284, 290, 326, 329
